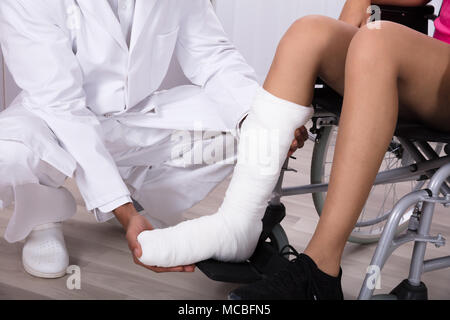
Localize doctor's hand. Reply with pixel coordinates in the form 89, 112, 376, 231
288, 126, 309, 157
114, 203, 196, 273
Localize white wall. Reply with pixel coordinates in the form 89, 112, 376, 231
215, 0, 346, 82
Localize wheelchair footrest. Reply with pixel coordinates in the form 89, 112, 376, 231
196, 260, 262, 284
196, 242, 290, 284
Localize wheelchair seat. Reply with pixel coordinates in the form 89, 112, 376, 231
395, 123, 450, 144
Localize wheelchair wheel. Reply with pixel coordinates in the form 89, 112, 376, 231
266, 224, 290, 254
310, 125, 426, 244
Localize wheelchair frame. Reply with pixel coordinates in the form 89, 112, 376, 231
359, 162, 450, 300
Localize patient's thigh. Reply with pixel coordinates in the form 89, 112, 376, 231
388, 24, 450, 131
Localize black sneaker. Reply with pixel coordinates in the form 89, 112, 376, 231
228, 247, 344, 300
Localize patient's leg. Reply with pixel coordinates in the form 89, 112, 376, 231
304, 22, 450, 277
137, 16, 355, 267
138, 88, 313, 267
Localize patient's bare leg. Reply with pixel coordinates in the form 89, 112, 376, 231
298, 22, 450, 276
265, 16, 450, 277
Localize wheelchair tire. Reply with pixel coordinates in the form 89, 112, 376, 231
311, 125, 422, 244
266, 224, 290, 253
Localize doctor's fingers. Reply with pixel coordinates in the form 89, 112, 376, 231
131, 254, 194, 273
126, 232, 142, 257
295, 126, 308, 142
288, 137, 305, 157
125, 215, 155, 258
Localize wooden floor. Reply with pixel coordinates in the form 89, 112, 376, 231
1, 141, 449, 300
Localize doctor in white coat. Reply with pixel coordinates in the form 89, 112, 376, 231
0, 0, 261, 277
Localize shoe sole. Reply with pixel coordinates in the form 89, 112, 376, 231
23, 261, 67, 279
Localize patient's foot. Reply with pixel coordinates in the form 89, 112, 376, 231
229, 253, 344, 300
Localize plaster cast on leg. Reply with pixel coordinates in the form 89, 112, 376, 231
137, 88, 314, 267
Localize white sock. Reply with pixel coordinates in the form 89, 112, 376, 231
137, 88, 314, 267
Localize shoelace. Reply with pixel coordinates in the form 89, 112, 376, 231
259, 245, 318, 299
280, 245, 301, 262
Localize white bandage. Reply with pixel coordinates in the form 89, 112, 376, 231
137, 88, 314, 267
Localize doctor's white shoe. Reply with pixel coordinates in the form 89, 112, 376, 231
22, 223, 69, 279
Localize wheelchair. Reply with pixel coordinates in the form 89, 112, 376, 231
196, 4, 450, 300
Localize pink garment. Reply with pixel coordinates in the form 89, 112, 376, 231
434, 0, 450, 44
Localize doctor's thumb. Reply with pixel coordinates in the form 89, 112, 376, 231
133, 242, 143, 258
134, 248, 142, 258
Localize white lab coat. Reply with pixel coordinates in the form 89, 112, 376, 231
0, 0, 258, 217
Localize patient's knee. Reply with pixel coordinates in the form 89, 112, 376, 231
346, 22, 397, 73
277, 15, 340, 57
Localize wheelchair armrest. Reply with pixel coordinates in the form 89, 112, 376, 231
378, 4, 435, 34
